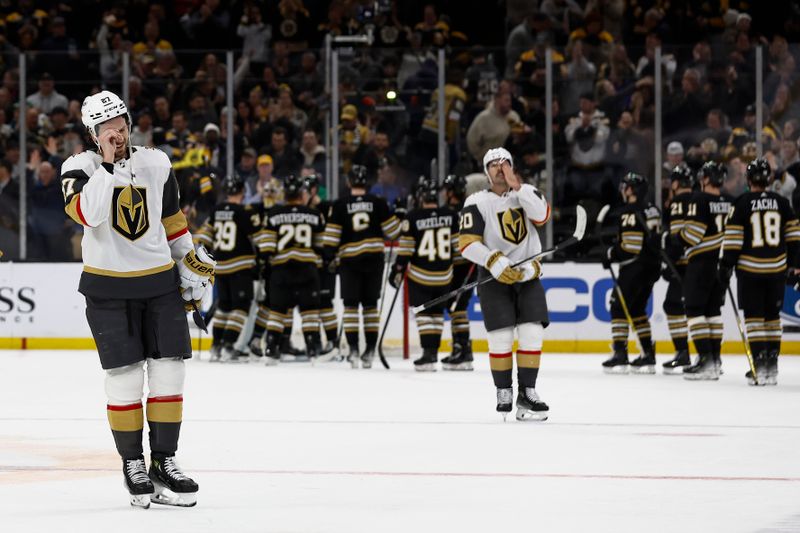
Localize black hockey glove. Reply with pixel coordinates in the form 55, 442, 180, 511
389, 262, 406, 289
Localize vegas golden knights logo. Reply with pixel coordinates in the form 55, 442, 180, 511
496, 208, 528, 244
112, 185, 150, 241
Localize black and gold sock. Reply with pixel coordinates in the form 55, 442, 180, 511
667, 314, 689, 352
320, 307, 338, 343
224, 309, 248, 344
363, 306, 380, 349
688, 316, 711, 355
417, 313, 443, 349
633, 316, 653, 348
251, 304, 270, 341
146, 395, 183, 455
516, 349, 541, 388
107, 401, 144, 459
489, 351, 513, 388
611, 319, 628, 352
343, 306, 360, 349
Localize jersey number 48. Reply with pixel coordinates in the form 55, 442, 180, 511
418, 227, 451, 261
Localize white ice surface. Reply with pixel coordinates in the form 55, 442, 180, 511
1, 350, 799, 533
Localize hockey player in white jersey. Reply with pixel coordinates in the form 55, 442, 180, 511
458, 148, 550, 421
60, 91, 214, 508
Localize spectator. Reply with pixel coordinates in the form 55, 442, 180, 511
338, 104, 370, 176
272, 85, 307, 135
598, 44, 636, 89
370, 162, 405, 206
664, 68, 710, 137
370, 130, 396, 166
29, 158, 70, 261
152, 96, 172, 132
0, 159, 19, 259
95, 15, 129, 82
202, 123, 224, 171
266, 127, 302, 178
695, 109, 731, 147
244, 153, 273, 205
466, 91, 521, 164
563, 92, 610, 205
463, 46, 500, 125
414, 4, 449, 47
300, 129, 326, 178
237, 5, 271, 63
566, 11, 614, 67
181, 0, 232, 50
561, 40, 597, 117
126, 76, 152, 116
37, 17, 79, 90
130, 109, 154, 147
779, 134, 800, 169
186, 93, 218, 135
289, 52, 323, 103
606, 110, 647, 176
505, 14, 537, 77
26, 73, 68, 115
165, 110, 198, 161
132, 20, 173, 66
664, 141, 684, 172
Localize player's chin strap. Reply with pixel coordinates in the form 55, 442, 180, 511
412, 205, 587, 314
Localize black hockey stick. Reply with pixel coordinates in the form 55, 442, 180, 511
448, 263, 476, 313
725, 283, 758, 385
191, 301, 208, 334
412, 205, 587, 314
604, 262, 645, 355
377, 278, 403, 369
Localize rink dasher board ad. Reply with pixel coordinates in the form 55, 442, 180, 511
1, 262, 799, 354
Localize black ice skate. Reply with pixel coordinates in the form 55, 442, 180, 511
440, 341, 461, 366
516, 388, 549, 422
347, 346, 360, 369
304, 333, 320, 360
764, 350, 778, 386
280, 338, 306, 361
208, 343, 222, 363
413, 348, 438, 372
149, 453, 198, 507
248, 337, 264, 364
123, 456, 154, 509
220, 343, 248, 364
746, 351, 769, 386
629, 344, 656, 374
442, 342, 473, 371
602, 349, 629, 374
264, 334, 281, 366
496, 387, 513, 421
662, 349, 690, 375
683, 353, 719, 380
360, 347, 375, 369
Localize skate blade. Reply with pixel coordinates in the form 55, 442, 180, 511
630, 365, 655, 374
684, 372, 720, 381
264, 358, 279, 367
151, 481, 197, 508
662, 366, 687, 375
414, 364, 437, 372
602, 365, 629, 375
442, 363, 474, 371
361, 362, 372, 369
516, 408, 549, 422
314, 352, 340, 364
349, 359, 360, 369
129, 493, 151, 509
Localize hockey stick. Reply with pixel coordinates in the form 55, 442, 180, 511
605, 262, 645, 355
725, 283, 758, 385
377, 278, 403, 370
631, 209, 684, 283
191, 301, 208, 334
448, 263, 476, 313
412, 205, 587, 314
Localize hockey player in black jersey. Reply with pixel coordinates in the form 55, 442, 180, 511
440, 174, 475, 370
661, 164, 694, 374
601, 173, 661, 374
677, 161, 731, 380
390, 177, 460, 371
721, 158, 800, 385
322, 165, 401, 368
195, 174, 263, 363
260, 175, 326, 363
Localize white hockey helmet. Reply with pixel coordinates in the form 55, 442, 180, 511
483, 147, 513, 175
81, 90, 131, 147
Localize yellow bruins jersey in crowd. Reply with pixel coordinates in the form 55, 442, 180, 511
396, 207, 460, 287
60, 146, 194, 298
421, 84, 466, 143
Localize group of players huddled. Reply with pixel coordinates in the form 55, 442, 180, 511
601, 158, 800, 386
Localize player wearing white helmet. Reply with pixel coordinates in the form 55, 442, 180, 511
60, 90, 213, 508
458, 147, 552, 421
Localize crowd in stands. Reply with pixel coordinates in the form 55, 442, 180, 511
2, 0, 800, 261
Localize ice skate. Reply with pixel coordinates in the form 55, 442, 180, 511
764, 351, 778, 386
320, 340, 336, 355
313, 342, 341, 364
248, 337, 264, 364
264, 334, 281, 366
220, 343, 247, 363
683, 353, 719, 380
304, 334, 320, 360
662, 349, 690, 375
123, 456, 154, 509
516, 388, 549, 422
440, 341, 461, 367
149, 454, 198, 507
746, 352, 769, 386
347, 346, 360, 369
360, 347, 375, 369
629, 344, 656, 374
280, 338, 306, 361
413, 348, 438, 372
602, 349, 629, 374
208, 343, 222, 363
496, 387, 513, 421
442, 342, 473, 371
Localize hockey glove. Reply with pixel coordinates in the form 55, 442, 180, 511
717, 263, 733, 287
389, 262, 406, 289
518, 259, 542, 282
485, 250, 523, 285
178, 246, 216, 304
600, 247, 613, 270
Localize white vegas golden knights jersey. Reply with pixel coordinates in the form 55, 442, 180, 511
60, 146, 193, 299
457, 184, 550, 264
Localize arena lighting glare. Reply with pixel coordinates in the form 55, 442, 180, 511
386, 89, 397, 100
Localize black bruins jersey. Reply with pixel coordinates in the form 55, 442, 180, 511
679, 192, 732, 261
722, 191, 800, 275
666, 191, 693, 266
609, 203, 661, 266
195, 202, 262, 275
322, 193, 401, 264
261, 204, 325, 269
396, 207, 460, 287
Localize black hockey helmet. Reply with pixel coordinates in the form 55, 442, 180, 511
442, 174, 467, 198
417, 176, 439, 204
302, 172, 321, 191
222, 173, 244, 195
698, 161, 726, 187
746, 157, 772, 186
620, 172, 648, 198
284, 174, 306, 199
669, 163, 695, 189
349, 164, 368, 188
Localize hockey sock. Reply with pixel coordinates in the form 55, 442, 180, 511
451, 310, 470, 339
107, 401, 144, 459
301, 310, 321, 345
667, 314, 689, 351
251, 304, 270, 341
708, 315, 723, 356
343, 306, 360, 349
611, 319, 628, 352
282, 313, 294, 338
363, 306, 380, 348
489, 351, 513, 388
212, 310, 229, 345
632, 316, 653, 349
688, 316, 712, 354
267, 310, 287, 337
146, 395, 182, 455
416, 313, 443, 350
223, 309, 248, 344
454, 332, 471, 352
765, 319, 782, 355
745, 318, 767, 356
516, 349, 541, 388
320, 307, 338, 342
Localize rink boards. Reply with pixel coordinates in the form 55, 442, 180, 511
1, 262, 799, 354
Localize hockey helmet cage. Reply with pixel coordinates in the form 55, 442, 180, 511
417, 176, 439, 204
621, 172, 648, 197
222, 174, 244, 196
442, 174, 467, 198
746, 157, 772, 186
669, 163, 695, 189
483, 147, 513, 175
349, 164, 368, 187
81, 90, 131, 148
698, 161, 726, 187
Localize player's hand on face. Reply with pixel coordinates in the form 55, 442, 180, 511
502, 161, 521, 191
98, 128, 123, 163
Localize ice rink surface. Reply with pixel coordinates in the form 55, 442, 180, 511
1, 350, 799, 533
